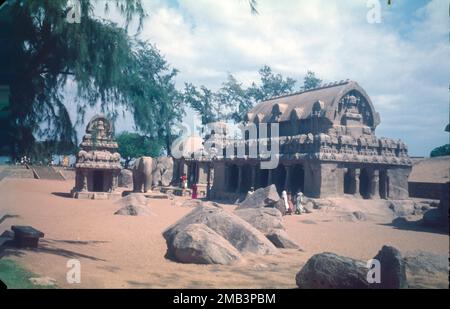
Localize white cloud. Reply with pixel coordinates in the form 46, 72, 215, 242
72, 0, 448, 156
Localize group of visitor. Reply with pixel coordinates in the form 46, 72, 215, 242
246, 187, 305, 215
282, 190, 305, 215
180, 173, 198, 199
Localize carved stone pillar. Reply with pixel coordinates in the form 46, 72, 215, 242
371, 169, 380, 199
354, 168, 361, 198
81, 170, 88, 192
112, 171, 118, 191
236, 165, 243, 193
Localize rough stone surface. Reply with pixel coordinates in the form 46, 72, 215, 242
152, 156, 174, 187
163, 205, 278, 256
404, 250, 448, 275
132, 156, 154, 193
373, 245, 407, 289
265, 229, 299, 249
295, 252, 369, 289
114, 204, 151, 216
234, 208, 284, 234
388, 200, 415, 217
118, 169, 133, 188
236, 185, 281, 210
171, 223, 242, 265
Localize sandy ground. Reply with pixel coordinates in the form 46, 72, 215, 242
0, 178, 448, 288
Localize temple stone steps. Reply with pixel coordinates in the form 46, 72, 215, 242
31, 166, 65, 181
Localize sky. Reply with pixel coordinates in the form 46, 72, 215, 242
70, 0, 449, 157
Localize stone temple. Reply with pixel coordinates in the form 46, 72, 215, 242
71, 115, 122, 199
178, 80, 412, 200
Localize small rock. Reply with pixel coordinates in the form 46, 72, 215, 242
352, 211, 366, 221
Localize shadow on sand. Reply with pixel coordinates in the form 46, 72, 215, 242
0, 214, 20, 224
51, 192, 72, 199
0, 238, 108, 262
380, 217, 448, 235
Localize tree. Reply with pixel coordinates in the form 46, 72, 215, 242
183, 66, 298, 127
302, 70, 322, 90
217, 74, 251, 123
116, 131, 163, 168
430, 144, 450, 158
1, 0, 186, 160
247, 65, 297, 102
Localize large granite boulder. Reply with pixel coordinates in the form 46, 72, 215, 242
234, 208, 284, 234
152, 156, 174, 187
163, 205, 278, 256
170, 223, 242, 265
373, 245, 407, 289
236, 185, 281, 210
295, 252, 369, 289
118, 169, 133, 188
265, 229, 299, 249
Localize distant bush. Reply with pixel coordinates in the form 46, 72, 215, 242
430, 144, 450, 157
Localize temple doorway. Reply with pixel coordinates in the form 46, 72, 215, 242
379, 170, 389, 199
290, 165, 305, 194
359, 168, 371, 199
344, 168, 356, 194
274, 165, 286, 194
258, 168, 268, 188
93, 171, 104, 192
227, 165, 239, 192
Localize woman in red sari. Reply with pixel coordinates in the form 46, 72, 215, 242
191, 183, 198, 199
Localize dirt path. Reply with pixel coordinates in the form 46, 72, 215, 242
0, 178, 448, 288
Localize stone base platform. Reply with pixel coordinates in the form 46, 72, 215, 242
72, 191, 122, 200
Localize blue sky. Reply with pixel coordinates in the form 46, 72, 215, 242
69, 0, 449, 157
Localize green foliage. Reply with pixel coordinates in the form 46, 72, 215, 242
116, 131, 163, 167
3, 0, 181, 159
302, 70, 322, 90
0, 259, 56, 289
247, 65, 296, 102
183, 67, 322, 125
430, 144, 450, 157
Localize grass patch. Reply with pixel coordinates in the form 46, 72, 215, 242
0, 259, 56, 289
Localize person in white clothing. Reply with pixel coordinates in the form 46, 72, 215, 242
281, 190, 290, 215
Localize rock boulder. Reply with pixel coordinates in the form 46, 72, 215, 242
234, 208, 284, 234
373, 245, 407, 289
171, 223, 242, 265
163, 205, 277, 256
265, 229, 299, 249
296, 252, 369, 289
236, 185, 281, 210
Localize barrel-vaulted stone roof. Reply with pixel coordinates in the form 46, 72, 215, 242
245, 80, 380, 130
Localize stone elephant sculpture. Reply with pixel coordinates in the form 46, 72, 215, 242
132, 156, 154, 193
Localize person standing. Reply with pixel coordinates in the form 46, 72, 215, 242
191, 183, 198, 199
281, 190, 290, 215
295, 191, 305, 215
